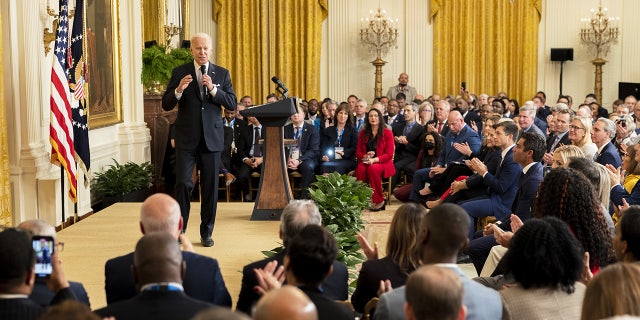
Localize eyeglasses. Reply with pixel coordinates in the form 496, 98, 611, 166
569, 125, 584, 131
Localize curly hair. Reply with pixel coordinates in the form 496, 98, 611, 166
533, 168, 616, 269
502, 217, 583, 294
386, 203, 427, 275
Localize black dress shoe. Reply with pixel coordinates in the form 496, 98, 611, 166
201, 237, 214, 247
369, 203, 386, 212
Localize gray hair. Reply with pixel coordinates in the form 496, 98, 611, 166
17, 220, 56, 239
596, 117, 616, 138
280, 200, 322, 247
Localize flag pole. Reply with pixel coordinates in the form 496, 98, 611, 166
60, 166, 66, 229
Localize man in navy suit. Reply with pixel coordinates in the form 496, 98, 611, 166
17, 220, 90, 308
96, 233, 214, 320
236, 200, 348, 315
592, 117, 622, 168
162, 33, 237, 247
104, 193, 231, 306
409, 110, 481, 204
284, 105, 320, 199
460, 122, 522, 238
467, 132, 546, 274
391, 104, 424, 189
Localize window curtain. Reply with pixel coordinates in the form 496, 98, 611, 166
431, 0, 541, 103
0, 9, 12, 226
214, 0, 328, 103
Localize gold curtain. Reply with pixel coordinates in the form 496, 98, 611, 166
214, 0, 328, 103
0, 9, 12, 226
431, 0, 541, 103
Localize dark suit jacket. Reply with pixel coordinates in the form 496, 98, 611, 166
162, 61, 237, 152
427, 119, 450, 136
482, 147, 522, 220
95, 290, 213, 320
105, 251, 231, 306
436, 124, 482, 167
300, 286, 353, 320
387, 114, 405, 128
463, 110, 482, 131
611, 182, 640, 206
0, 287, 76, 320
236, 124, 266, 160
30, 279, 90, 308
350, 256, 408, 313
236, 250, 348, 315
546, 131, 571, 152
510, 162, 544, 223
596, 141, 622, 168
284, 122, 320, 162
320, 125, 358, 161
464, 147, 501, 189
391, 121, 424, 157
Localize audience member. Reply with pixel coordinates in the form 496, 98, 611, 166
17, 220, 90, 307
236, 200, 348, 315
569, 115, 598, 159
404, 266, 466, 320
426, 100, 451, 135
593, 117, 622, 167
614, 206, 640, 262
550, 144, 585, 168
566, 158, 615, 235
319, 101, 358, 174
354, 99, 368, 131
375, 203, 502, 320
543, 108, 573, 165
387, 73, 417, 103
253, 286, 318, 320
192, 306, 251, 320
393, 132, 444, 203
236, 115, 264, 202
352, 203, 426, 313
104, 193, 231, 306
417, 101, 434, 126
608, 145, 640, 206
516, 106, 545, 140
285, 104, 320, 199
392, 103, 425, 189
355, 108, 396, 211
0, 228, 75, 320
386, 99, 404, 127
96, 232, 214, 319
581, 263, 640, 320
500, 217, 585, 319
39, 300, 100, 320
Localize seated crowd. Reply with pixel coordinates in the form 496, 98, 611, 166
3, 85, 640, 320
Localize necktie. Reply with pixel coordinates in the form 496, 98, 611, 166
550, 135, 561, 152
437, 122, 443, 134
200, 65, 207, 99
253, 127, 262, 157
357, 119, 363, 131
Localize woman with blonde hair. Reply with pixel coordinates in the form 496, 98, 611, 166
581, 263, 640, 320
569, 116, 598, 159
417, 101, 434, 126
551, 144, 586, 168
352, 203, 426, 313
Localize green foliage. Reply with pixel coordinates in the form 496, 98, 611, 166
91, 159, 153, 199
141, 46, 193, 88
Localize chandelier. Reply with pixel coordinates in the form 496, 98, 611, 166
360, 8, 399, 59
579, 1, 619, 60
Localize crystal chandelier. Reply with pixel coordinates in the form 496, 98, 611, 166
359, 8, 399, 98
579, 1, 620, 60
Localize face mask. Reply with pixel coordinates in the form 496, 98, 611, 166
424, 141, 435, 150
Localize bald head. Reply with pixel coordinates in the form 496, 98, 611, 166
253, 286, 318, 320
18, 220, 56, 239
139, 193, 182, 238
133, 232, 184, 287
405, 266, 464, 320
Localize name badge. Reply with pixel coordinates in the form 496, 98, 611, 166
334, 147, 344, 159
290, 147, 300, 160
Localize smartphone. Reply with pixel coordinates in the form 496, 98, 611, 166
461, 81, 467, 91
32, 236, 55, 278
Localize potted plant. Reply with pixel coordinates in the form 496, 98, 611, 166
91, 159, 154, 209
141, 45, 193, 94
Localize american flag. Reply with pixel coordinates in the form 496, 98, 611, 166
49, 0, 78, 202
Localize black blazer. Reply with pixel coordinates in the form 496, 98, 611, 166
320, 125, 358, 161
284, 122, 320, 162
236, 250, 349, 315
546, 132, 571, 152
427, 119, 450, 137
95, 290, 213, 320
391, 121, 424, 157
162, 61, 237, 151
0, 287, 76, 320
350, 256, 408, 313
236, 124, 266, 160
30, 279, 90, 308
300, 286, 353, 320
104, 251, 231, 306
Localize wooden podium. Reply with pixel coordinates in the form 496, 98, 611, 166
240, 98, 297, 220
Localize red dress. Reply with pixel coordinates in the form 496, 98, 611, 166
355, 128, 396, 203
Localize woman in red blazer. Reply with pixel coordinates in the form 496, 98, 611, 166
356, 108, 396, 211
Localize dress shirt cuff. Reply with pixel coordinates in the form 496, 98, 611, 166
611, 183, 622, 191
209, 86, 217, 97
482, 171, 488, 178
175, 89, 183, 100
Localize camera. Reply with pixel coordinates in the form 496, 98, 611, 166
32, 235, 55, 278
616, 117, 627, 128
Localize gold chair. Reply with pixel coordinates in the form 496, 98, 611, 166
363, 297, 379, 320
247, 171, 261, 201
289, 170, 303, 197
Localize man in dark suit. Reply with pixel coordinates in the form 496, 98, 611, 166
236, 116, 265, 202
236, 200, 348, 315
517, 106, 546, 140
96, 233, 214, 320
0, 228, 76, 320
104, 193, 231, 306
426, 100, 451, 136
410, 110, 481, 204
17, 220, 90, 308
467, 132, 546, 274
542, 108, 572, 165
161, 33, 237, 247
391, 104, 424, 189
284, 105, 320, 199
253, 225, 353, 320
460, 122, 522, 238
593, 117, 622, 168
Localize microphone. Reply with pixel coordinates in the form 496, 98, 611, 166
271, 76, 289, 93
200, 65, 207, 97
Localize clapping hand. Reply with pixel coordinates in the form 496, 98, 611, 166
357, 233, 379, 260
254, 260, 286, 296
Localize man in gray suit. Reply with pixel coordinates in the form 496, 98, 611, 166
374, 203, 502, 320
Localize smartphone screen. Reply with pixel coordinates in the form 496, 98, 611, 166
32, 236, 55, 278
